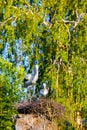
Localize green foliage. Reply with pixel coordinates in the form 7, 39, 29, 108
0, 0, 87, 129
0, 57, 25, 129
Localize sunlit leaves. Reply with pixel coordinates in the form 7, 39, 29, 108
0, 0, 87, 129
0, 57, 25, 129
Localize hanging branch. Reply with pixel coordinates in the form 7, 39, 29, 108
61, 13, 85, 42
62, 21, 71, 42
62, 13, 86, 27
0, 17, 13, 27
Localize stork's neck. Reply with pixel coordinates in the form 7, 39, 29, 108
32, 65, 39, 83
32, 64, 38, 75
35, 65, 38, 70
35, 65, 38, 74
44, 86, 47, 90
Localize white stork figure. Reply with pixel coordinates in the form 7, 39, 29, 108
24, 64, 39, 88
24, 64, 39, 102
40, 83, 49, 97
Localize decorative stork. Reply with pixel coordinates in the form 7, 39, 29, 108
24, 64, 39, 102
24, 64, 39, 88
40, 83, 49, 97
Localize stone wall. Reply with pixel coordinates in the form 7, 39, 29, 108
15, 114, 58, 130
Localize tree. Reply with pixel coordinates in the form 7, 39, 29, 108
0, 57, 25, 129
0, 0, 87, 129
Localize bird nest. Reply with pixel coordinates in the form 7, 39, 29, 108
15, 99, 65, 122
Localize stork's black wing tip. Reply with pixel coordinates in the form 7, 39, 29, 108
24, 78, 28, 82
